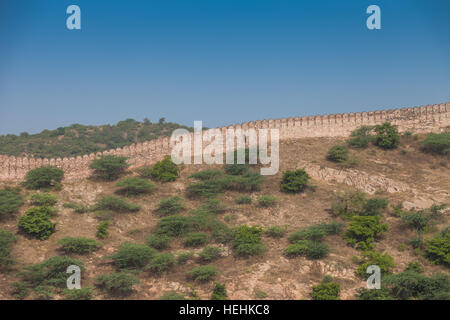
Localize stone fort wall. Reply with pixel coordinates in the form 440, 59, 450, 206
0, 102, 448, 182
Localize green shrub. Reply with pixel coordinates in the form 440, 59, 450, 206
190, 170, 224, 180
344, 215, 388, 250
155, 196, 185, 215
257, 196, 277, 208
15, 256, 84, 298
409, 235, 424, 249
57, 237, 100, 254
211, 222, 234, 244
176, 252, 194, 264
383, 271, 449, 300
146, 253, 176, 274
424, 230, 449, 267
89, 155, 129, 181
326, 145, 349, 163
200, 199, 228, 214
280, 170, 310, 193
421, 132, 450, 155
95, 272, 138, 296
115, 177, 156, 196
186, 265, 219, 282
374, 122, 400, 149
150, 156, 179, 182
211, 283, 227, 300
186, 179, 226, 198
96, 221, 110, 239
146, 234, 172, 250
355, 287, 392, 300
26, 205, 57, 217
23, 166, 64, 190
235, 196, 252, 204
347, 126, 374, 149
405, 262, 424, 273
0, 187, 23, 219
18, 208, 56, 240
63, 202, 90, 213
288, 222, 343, 242
199, 246, 223, 262
63, 287, 94, 300
401, 211, 432, 232
224, 163, 249, 176
331, 191, 388, 218
94, 195, 140, 213
30, 193, 57, 206
264, 226, 287, 238
135, 166, 153, 179
0, 230, 17, 271
109, 243, 156, 269
356, 250, 395, 276
156, 215, 192, 237
311, 276, 340, 300
284, 240, 329, 259
222, 173, 264, 192
160, 292, 187, 300
184, 232, 209, 247
232, 225, 266, 257
361, 198, 388, 216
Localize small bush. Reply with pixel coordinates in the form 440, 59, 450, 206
135, 166, 153, 179
405, 262, 424, 273
190, 170, 224, 180
211, 283, 227, 300
146, 234, 172, 250
184, 232, 209, 247
0, 187, 23, 219
90, 155, 129, 181
160, 292, 187, 300
177, 251, 194, 264
311, 276, 340, 300
401, 211, 432, 232
347, 126, 374, 149
57, 237, 100, 254
109, 243, 156, 269
155, 196, 185, 216
224, 163, 249, 176
18, 208, 56, 240
327, 145, 349, 163
264, 226, 287, 238
150, 156, 179, 182
284, 240, 329, 259
94, 195, 140, 213
280, 170, 310, 193
235, 196, 252, 204
115, 177, 156, 196
344, 215, 388, 250
63, 287, 94, 300
146, 253, 176, 274
223, 173, 264, 192
186, 179, 226, 198
30, 193, 57, 206
356, 250, 395, 276
420, 132, 450, 155
23, 166, 64, 190
95, 272, 138, 296
200, 199, 228, 214
96, 221, 110, 239
199, 246, 223, 262
374, 122, 400, 149
257, 196, 277, 208
232, 225, 266, 257
0, 230, 17, 271
409, 235, 424, 249
15, 256, 84, 299
288, 222, 343, 242
355, 287, 392, 300
424, 230, 449, 267
331, 191, 388, 218
186, 265, 219, 282
63, 202, 90, 213
156, 215, 192, 237
211, 223, 234, 244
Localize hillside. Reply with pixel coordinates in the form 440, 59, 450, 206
0, 126, 448, 300
0, 118, 193, 159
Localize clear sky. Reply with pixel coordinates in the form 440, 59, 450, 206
0, 0, 449, 135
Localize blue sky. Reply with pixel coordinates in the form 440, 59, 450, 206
0, 0, 449, 135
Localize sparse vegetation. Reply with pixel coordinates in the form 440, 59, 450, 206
63, 287, 94, 300
0, 230, 17, 271
146, 253, 176, 274
257, 195, 277, 207
146, 234, 172, 250
186, 265, 219, 282
184, 232, 209, 247
284, 240, 329, 259
421, 132, 450, 155
211, 283, 227, 300
30, 193, 57, 206
57, 237, 101, 254
154, 196, 185, 216
199, 246, 223, 262
95, 272, 138, 296
0, 187, 23, 219
109, 243, 156, 269
94, 195, 140, 213
96, 221, 110, 239
235, 195, 252, 204
115, 177, 156, 196
347, 126, 374, 149
264, 226, 287, 238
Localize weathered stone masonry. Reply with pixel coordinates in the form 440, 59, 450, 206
0, 102, 448, 182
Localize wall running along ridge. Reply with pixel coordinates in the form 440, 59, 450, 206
0, 102, 448, 182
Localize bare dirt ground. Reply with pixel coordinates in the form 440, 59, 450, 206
0, 136, 448, 300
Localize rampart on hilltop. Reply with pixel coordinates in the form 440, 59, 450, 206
0, 102, 448, 182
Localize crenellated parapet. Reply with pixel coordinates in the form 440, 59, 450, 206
0, 102, 448, 182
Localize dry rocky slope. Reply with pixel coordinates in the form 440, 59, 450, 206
0, 134, 448, 300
